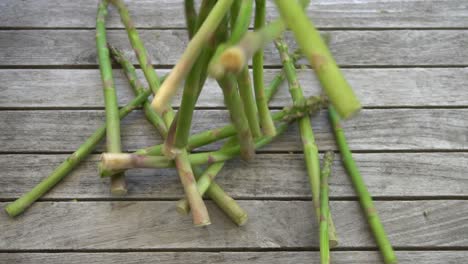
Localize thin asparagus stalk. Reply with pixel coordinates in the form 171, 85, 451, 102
151, 0, 234, 115
329, 106, 397, 264
274, 0, 361, 119
109, 0, 175, 126
184, 0, 198, 39
275, 39, 338, 247
229, 0, 241, 29
252, 0, 276, 136
138, 95, 327, 156
218, 75, 256, 161
108, 44, 168, 138
100, 122, 288, 172
96, 0, 127, 195
320, 151, 334, 264
4, 86, 156, 217
237, 68, 262, 138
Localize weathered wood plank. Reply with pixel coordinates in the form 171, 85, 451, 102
0, 251, 465, 264
2, 153, 467, 199
2, 0, 466, 29
1, 109, 467, 152
3, 68, 468, 108
1, 200, 467, 249
1, 30, 467, 66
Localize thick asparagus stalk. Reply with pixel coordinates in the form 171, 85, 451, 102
329, 106, 397, 264
275, 39, 337, 247
218, 75, 255, 161
4, 86, 156, 217
96, 0, 127, 195
252, 0, 276, 136
184, 0, 197, 39
100, 122, 288, 172
151, 0, 234, 115
274, 0, 361, 119
237, 68, 262, 138
320, 151, 334, 264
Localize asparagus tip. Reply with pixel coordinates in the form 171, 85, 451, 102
220, 47, 245, 74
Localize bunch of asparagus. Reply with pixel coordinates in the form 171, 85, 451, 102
4, 0, 397, 263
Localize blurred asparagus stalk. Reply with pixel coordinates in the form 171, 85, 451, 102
320, 151, 334, 264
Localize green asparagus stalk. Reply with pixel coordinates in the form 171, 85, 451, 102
218, 75, 256, 161
274, 0, 361, 119
193, 167, 248, 226
138, 95, 326, 156
229, 0, 241, 28
237, 68, 262, 138
252, 0, 276, 136
176, 137, 238, 214
4, 84, 157, 217
108, 44, 168, 138
109, 0, 176, 124
151, 0, 234, 115
96, 0, 127, 195
184, 0, 197, 39
275, 39, 338, 247
320, 151, 334, 264
329, 106, 397, 264
100, 122, 288, 172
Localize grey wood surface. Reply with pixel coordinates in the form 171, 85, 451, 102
0, 251, 466, 264
1, 153, 467, 199
1, 200, 467, 249
2, 68, 468, 108
1, 0, 467, 262
1, 30, 468, 66
2, 109, 468, 152
2, 0, 466, 29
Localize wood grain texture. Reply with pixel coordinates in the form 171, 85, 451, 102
1, 109, 468, 153
2, 153, 467, 199
1, 30, 468, 66
2, 68, 468, 108
2, 0, 466, 28
1, 200, 467, 249
0, 251, 465, 264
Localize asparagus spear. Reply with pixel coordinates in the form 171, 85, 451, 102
96, 0, 127, 195
184, 0, 197, 39
329, 106, 397, 264
4, 84, 158, 217
218, 75, 256, 161
320, 151, 334, 264
151, 0, 234, 115
275, 39, 338, 247
252, 0, 277, 136
108, 44, 167, 138
274, 0, 361, 119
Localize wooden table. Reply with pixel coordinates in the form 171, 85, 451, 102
1, 1, 467, 263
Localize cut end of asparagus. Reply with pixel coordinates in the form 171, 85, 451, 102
4, 203, 23, 218
110, 185, 128, 196
99, 153, 132, 177
336, 102, 362, 120
329, 239, 339, 249
235, 213, 248, 226
110, 172, 128, 196
220, 47, 245, 74
193, 219, 212, 227
176, 199, 190, 215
